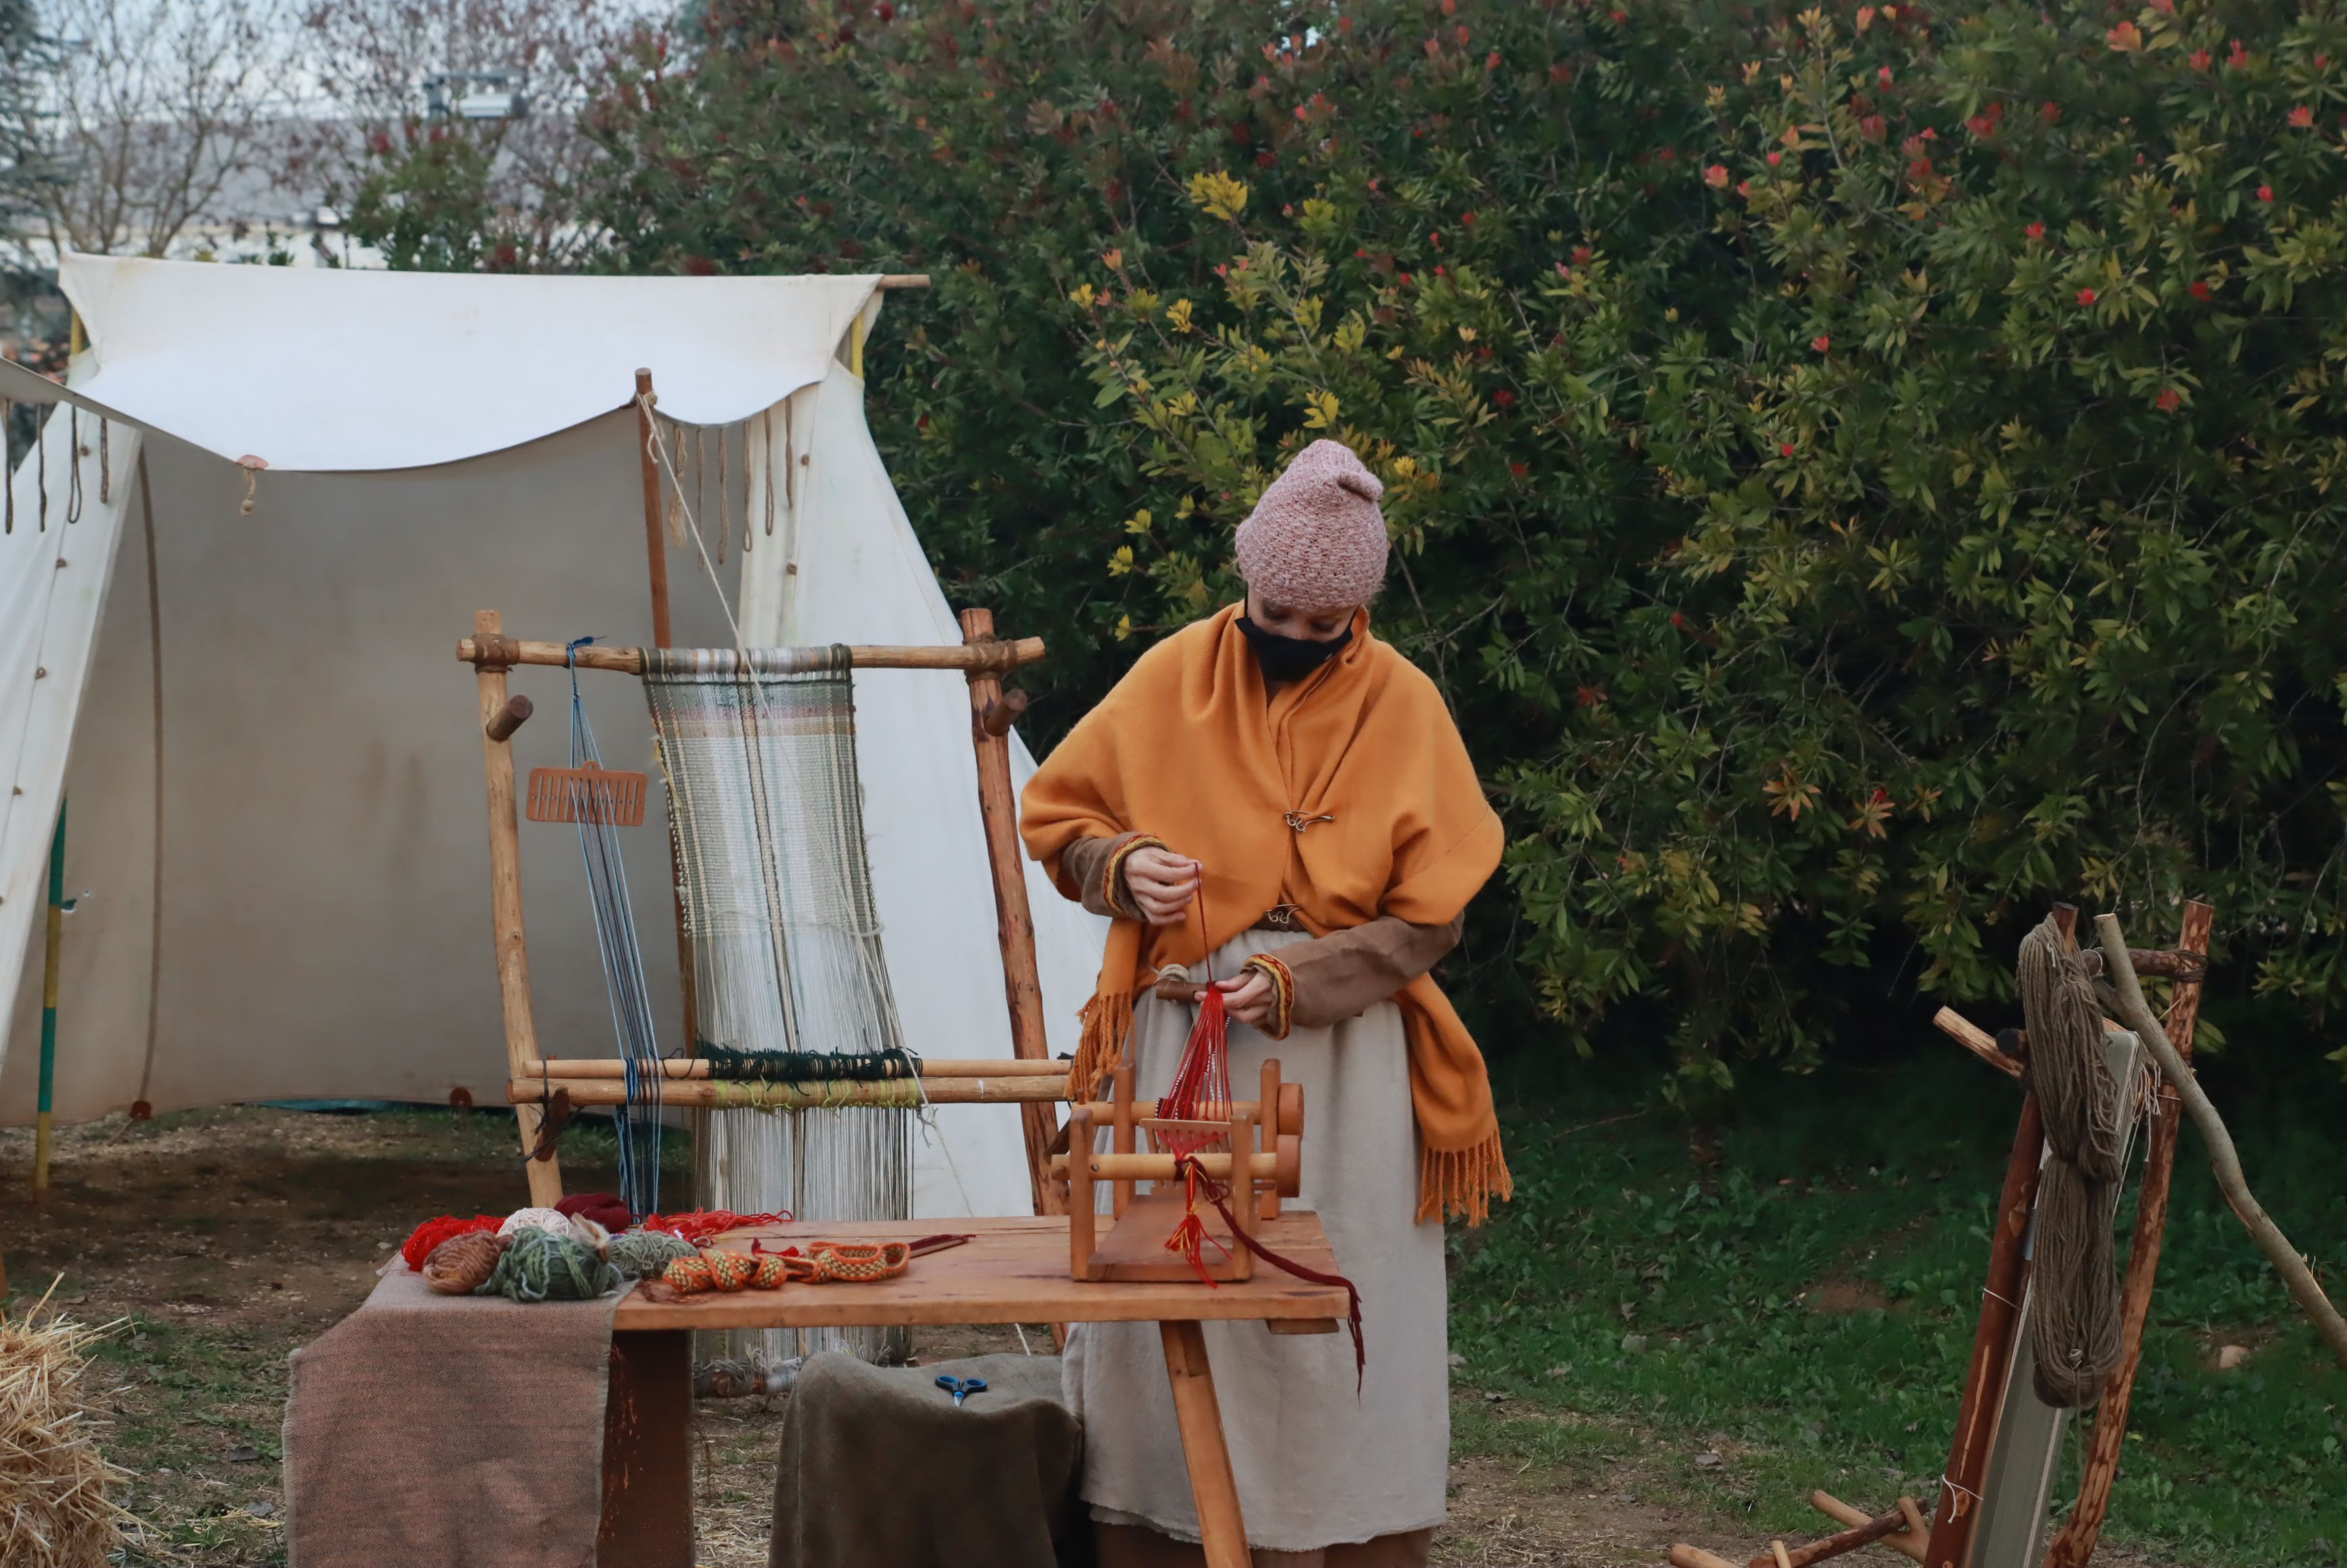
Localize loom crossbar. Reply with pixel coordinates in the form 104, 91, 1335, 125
459, 635, 1046, 675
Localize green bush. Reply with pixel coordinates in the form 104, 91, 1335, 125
491, 0, 2347, 1100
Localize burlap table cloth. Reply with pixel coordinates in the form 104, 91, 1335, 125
283, 1264, 620, 1568
770, 1350, 1088, 1568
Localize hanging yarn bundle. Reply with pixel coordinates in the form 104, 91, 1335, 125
562, 640, 667, 1220
401, 1215, 502, 1271
608, 1229, 698, 1280
2017, 914, 2133, 1408
480, 1226, 623, 1303
422, 1231, 510, 1295
1155, 887, 1236, 1283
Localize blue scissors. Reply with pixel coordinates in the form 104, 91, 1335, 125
936, 1374, 988, 1408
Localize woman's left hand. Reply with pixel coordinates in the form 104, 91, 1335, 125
1215, 970, 1276, 1028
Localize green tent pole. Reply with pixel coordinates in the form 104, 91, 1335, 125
32, 798, 64, 1196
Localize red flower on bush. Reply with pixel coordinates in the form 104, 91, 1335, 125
2026, 220, 2045, 241
2228, 39, 2248, 69
1572, 245, 1593, 264
2259, 185, 2275, 202
2156, 389, 2181, 412
1511, 462, 1530, 479
1493, 389, 1516, 407
1779, 442, 1795, 457
2107, 21, 2143, 51
1812, 335, 1831, 352
1486, 49, 1501, 70
1460, 210, 1477, 226
2189, 279, 2212, 300
1705, 164, 1730, 188
2077, 287, 2097, 305
1767, 151, 1783, 166
2189, 47, 2212, 70
1878, 66, 1893, 86
2290, 106, 2315, 128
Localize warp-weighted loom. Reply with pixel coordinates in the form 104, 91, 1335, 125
1668, 901, 2216, 1568
458, 613, 1318, 1315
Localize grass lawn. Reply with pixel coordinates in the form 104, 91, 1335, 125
1, 1034, 2339, 1566
1447, 1042, 2347, 1566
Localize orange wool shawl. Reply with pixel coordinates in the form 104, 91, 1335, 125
1019, 604, 1511, 1224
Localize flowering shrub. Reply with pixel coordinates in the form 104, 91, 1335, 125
576, 0, 2347, 1098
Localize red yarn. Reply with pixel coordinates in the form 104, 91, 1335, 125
639, 1209, 792, 1246
1157, 886, 1236, 1284
400, 1214, 502, 1271
555, 1192, 632, 1232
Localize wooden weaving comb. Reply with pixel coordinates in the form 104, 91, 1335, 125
525, 761, 648, 826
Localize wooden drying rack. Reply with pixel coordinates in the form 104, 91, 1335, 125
458, 608, 1069, 1212
1668, 900, 2215, 1568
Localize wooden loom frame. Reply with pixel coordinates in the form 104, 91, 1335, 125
458, 609, 1073, 1211
1670, 899, 2214, 1568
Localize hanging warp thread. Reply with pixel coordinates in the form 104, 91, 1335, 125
564, 639, 666, 1219
1157, 886, 1235, 1282
644, 643, 914, 1365
2017, 914, 2134, 1407
3, 397, 13, 534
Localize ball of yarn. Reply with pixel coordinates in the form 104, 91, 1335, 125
498, 1206, 572, 1240
479, 1225, 622, 1302
664, 1256, 715, 1296
401, 1215, 502, 1272
422, 1231, 508, 1294
556, 1192, 633, 1233
704, 1251, 755, 1293
609, 1229, 698, 1280
568, 1215, 612, 1258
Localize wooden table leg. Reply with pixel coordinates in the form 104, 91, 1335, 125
600, 1329, 694, 1568
1159, 1319, 1249, 1568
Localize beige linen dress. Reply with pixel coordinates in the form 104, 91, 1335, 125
1062, 926, 1451, 1551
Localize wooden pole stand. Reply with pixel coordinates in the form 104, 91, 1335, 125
474, 610, 562, 1206
958, 606, 1063, 1219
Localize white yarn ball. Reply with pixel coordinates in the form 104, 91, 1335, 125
498, 1206, 571, 1238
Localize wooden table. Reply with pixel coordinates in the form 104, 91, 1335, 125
598, 1212, 1349, 1568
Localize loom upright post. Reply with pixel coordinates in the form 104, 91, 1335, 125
958, 607, 1063, 1218
32, 799, 64, 1196
635, 368, 698, 1086
474, 610, 564, 1207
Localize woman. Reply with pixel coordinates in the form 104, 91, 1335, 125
1021, 439, 1511, 1567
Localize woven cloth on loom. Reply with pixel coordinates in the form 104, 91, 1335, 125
768, 1352, 1086, 1568
642, 646, 914, 1365
283, 1265, 619, 1568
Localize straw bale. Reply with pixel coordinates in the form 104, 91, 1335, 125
0, 1281, 130, 1568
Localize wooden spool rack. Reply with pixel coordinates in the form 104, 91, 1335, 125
1049, 1056, 1304, 1283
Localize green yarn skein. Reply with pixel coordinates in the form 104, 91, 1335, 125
607, 1229, 697, 1280
477, 1225, 621, 1302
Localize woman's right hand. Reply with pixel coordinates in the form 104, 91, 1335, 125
1123, 843, 1202, 926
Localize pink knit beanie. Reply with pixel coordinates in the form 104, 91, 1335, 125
1232, 439, 1388, 614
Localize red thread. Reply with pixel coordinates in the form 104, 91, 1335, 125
1173, 1154, 1367, 1392
400, 1215, 502, 1271
639, 1208, 794, 1246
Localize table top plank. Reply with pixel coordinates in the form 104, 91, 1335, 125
610, 1212, 1349, 1331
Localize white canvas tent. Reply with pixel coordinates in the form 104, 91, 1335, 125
0, 253, 1107, 1219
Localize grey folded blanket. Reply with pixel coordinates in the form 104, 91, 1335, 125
770, 1351, 1088, 1568
283, 1265, 620, 1568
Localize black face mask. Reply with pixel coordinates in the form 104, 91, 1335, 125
1238, 615, 1353, 682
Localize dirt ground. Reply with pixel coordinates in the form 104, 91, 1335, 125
0, 1105, 2056, 1567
